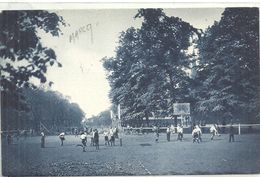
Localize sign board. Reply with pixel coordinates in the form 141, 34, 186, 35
173, 103, 190, 115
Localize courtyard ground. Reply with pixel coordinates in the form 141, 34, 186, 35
2, 133, 260, 176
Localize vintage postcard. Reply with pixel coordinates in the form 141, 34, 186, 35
1, 2, 260, 176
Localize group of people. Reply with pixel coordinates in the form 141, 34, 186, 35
78, 127, 119, 152
104, 127, 120, 146
39, 123, 236, 150
192, 124, 235, 143
153, 123, 235, 143
54, 127, 119, 152
165, 125, 184, 142
78, 129, 99, 152
40, 131, 65, 148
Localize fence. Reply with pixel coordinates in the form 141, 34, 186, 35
122, 124, 260, 135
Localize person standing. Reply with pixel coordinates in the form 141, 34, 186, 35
166, 126, 171, 142
75, 128, 78, 137
130, 126, 133, 134
114, 127, 119, 139
126, 125, 130, 134
94, 129, 99, 150
229, 124, 235, 142
41, 131, 45, 148
59, 132, 65, 146
210, 124, 218, 140
91, 130, 95, 146
170, 124, 175, 134
177, 125, 183, 141
154, 125, 159, 143
30, 129, 33, 137
108, 129, 112, 146
140, 126, 144, 135
110, 127, 115, 146
104, 130, 109, 146
192, 125, 202, 143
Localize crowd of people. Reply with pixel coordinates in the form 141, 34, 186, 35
40, 123, 236, 150
52, 127, 120, 152
151, 123, 236, 143
4, 123, 236, 151
151, 124, 186, 143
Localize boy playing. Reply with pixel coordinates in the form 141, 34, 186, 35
80, 132, 87, 152
59, 132, 65, 146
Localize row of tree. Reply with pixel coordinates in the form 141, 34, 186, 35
103, 8, 260, 126
2, 87, 84, 132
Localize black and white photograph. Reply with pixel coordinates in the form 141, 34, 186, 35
1, 3, 260, 176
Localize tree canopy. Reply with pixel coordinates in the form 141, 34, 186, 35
0, 10, 65, 93
103, 8, 260, 126
103, 9, 199, 126
0, 10, 73, 132
195, 8, 259, 123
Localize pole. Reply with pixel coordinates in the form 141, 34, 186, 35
238, 123, 241, 135
110, 110, 114, 127
120, 138, 122, 146
118, 104, 121, 120
174, 116, 178, 133
110, 110, 113, 120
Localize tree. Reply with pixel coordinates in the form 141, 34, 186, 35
1, 10, 66, 131
195, 8, 259, 123
0, 10, 65, 113
103, 9, 198, 126
0, 10, 65, 90
87, 110, 112, 127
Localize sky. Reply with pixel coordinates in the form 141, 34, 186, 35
39, 8, 224, 118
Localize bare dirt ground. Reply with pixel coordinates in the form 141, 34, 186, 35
2, 133, 260, 176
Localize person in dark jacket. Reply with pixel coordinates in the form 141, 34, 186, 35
166, 126, 171, 142
153, 125, 159, 142
229, 124, 235, 142
94, 129, 99, 150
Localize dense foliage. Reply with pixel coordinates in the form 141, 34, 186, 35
103, 8, 260, 126
0, 10, 65, 115
195, 8, 260, 123
0, 10, 65, 91
103, 9, 198, 126
0, 10, 80, 132
2, 88, 84, 132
